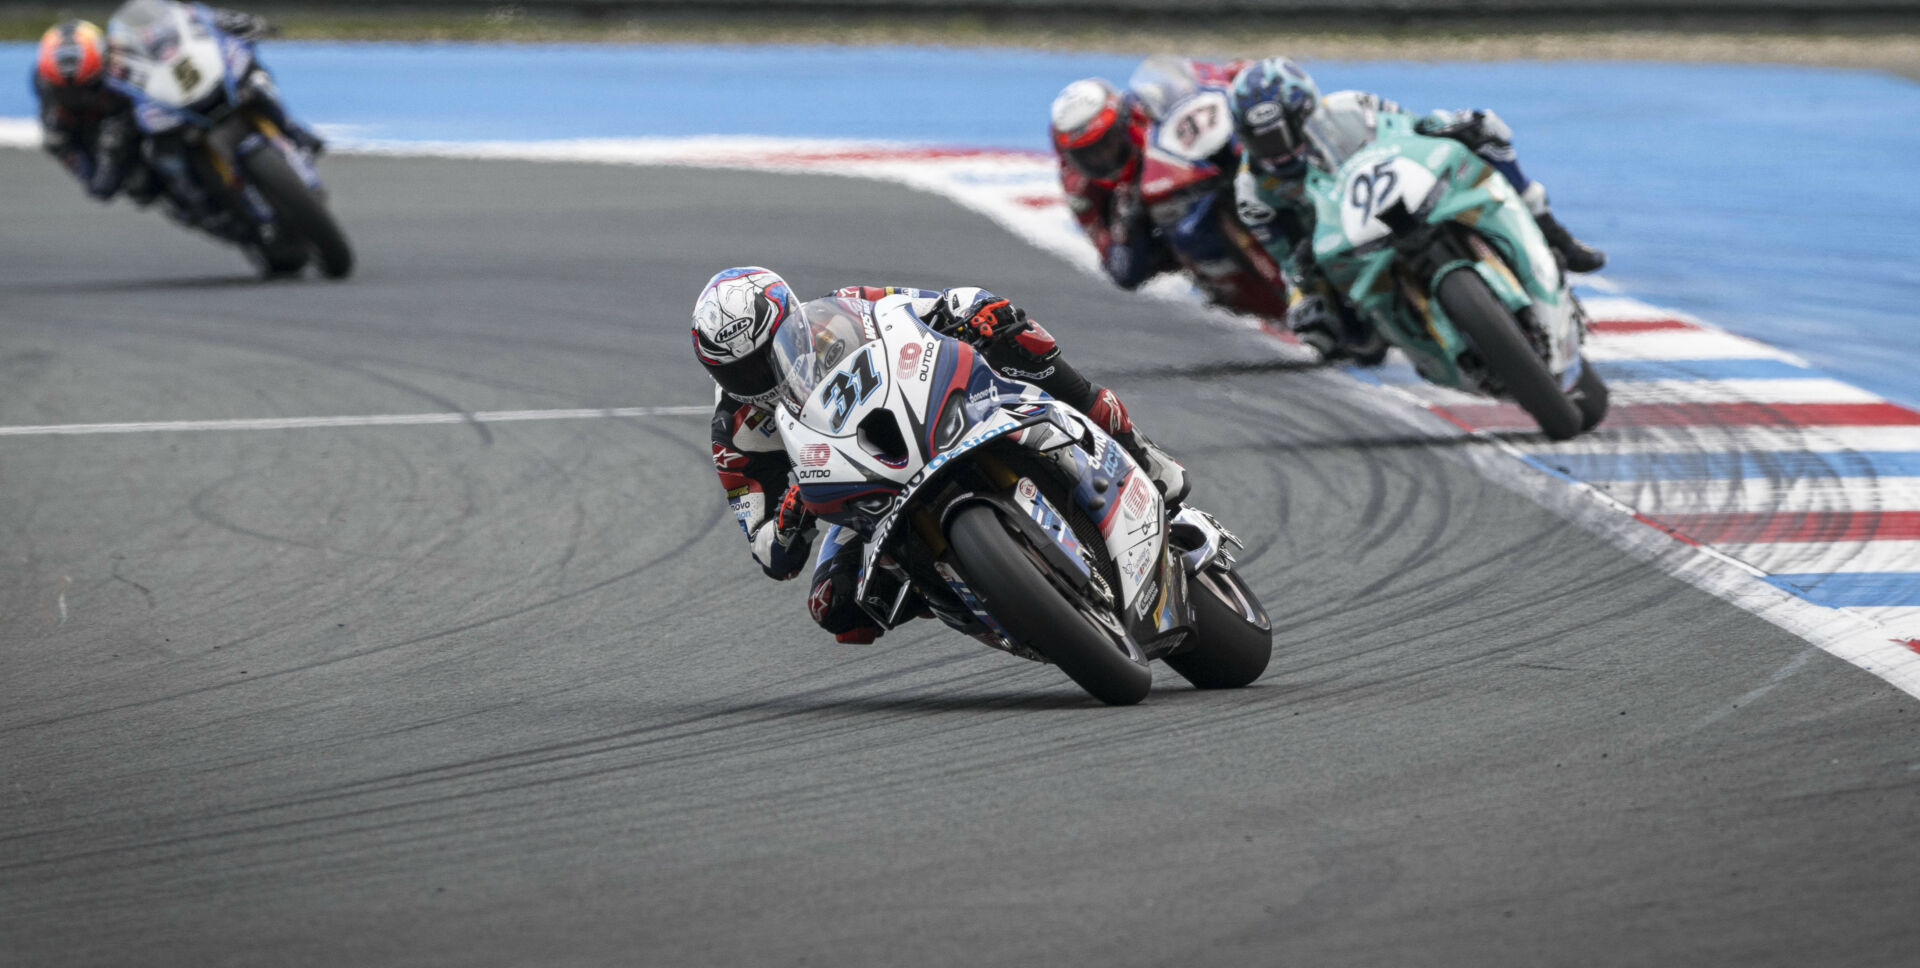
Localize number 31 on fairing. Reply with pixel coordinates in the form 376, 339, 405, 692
822, 348, 883, 433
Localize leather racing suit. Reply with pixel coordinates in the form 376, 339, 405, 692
1057, 58, 1249, 293
32, 73, 151, 203
707, 285, 1184, 643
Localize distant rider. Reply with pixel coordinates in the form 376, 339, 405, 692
30, 20, 153, 205
1227, 57, 1606, 357
33, 5, 326, 246
1048, 57, 1249, 294
693, 268, 1188, 644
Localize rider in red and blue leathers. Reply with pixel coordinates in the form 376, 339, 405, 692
1049, 57, 1251, 294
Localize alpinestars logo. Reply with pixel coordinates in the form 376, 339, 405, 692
712, 444, 749, 470
799, 443, 832, 467
808, 580, 834, 623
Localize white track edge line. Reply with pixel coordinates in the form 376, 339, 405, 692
0, 406, 709, 436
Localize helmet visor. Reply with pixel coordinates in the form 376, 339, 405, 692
704, 345, 780, 400
1067, 123, 1133, 180
1241, 121, 1303, 165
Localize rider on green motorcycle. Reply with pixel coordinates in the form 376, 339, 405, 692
1226, 57, 1605, 358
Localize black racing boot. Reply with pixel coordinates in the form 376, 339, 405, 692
1535, 212, 1607, 273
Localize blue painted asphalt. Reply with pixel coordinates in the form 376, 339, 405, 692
1768, 572, 1920, 608
1594, 358, 1822, 382
5, 42, 1916, 408
1547, 450, 1920, 481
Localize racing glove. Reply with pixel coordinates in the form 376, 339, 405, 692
775, 482, 814, 547
958, 298, 1024, 341
1416, 110, 1513, 153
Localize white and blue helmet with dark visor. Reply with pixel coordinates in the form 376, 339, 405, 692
692, 266, 798, 402
1229, 57, 1321, 167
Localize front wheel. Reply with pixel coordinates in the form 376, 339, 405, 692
238, 144, 353, 279
1163, 566, 1272, 689
946, 505, 1152, 706
1436, 269, 1582, 440
1572, 360, 1609, 431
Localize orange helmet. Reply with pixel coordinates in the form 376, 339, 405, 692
37, 21, 107, 88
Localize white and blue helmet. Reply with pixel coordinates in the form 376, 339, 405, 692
692, 266, 799, 401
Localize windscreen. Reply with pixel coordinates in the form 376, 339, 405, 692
1303, 97, 1381, 172
107, 0, 182, 62
1127, 55, 1202, 122
772, 297, 881, 418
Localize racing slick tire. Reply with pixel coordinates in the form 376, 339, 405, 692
947, 504, 1152, 706
1163, 565, 1272, 690
1572, 359, 1610, 431
239, 144, 354, 280
1437, 268, 1583, 441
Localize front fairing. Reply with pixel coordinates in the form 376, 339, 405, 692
774, 296, 1037, 530
107, 1, 231, 123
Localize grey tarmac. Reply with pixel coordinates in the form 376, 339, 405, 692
1, 150, 1916, 967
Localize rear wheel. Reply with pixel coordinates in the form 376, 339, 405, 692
1163, 566, 1272, 689
239, 144, 353, 279
1572, 360, 1610, 431
1437, 269, 1582, 440
946, 505, 1152, 706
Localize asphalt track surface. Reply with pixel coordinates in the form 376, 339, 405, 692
3, 150, 1917, 968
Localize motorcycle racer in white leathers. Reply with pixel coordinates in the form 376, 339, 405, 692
693, 267, 1188, 643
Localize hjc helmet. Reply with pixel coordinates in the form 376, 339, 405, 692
691, 266, 799, 403
36, 20, 108, 110
1050, 78, 1141, 182
1228, 57, 1321, 167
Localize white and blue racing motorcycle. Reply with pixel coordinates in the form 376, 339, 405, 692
772, 296, 1272, 705
106, 0, 351, 278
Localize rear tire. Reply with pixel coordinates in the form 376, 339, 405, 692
1163, 567, 1272, 689
947, 505, 1152, 706
1436, 269, 1582, 440
240, 145, 353, 280
1572, 360, 1610, 431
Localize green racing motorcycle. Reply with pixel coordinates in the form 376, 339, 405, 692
1299, 108, 1607, 439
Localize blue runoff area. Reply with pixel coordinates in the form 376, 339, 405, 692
4, 42, 1915, 407
1548, 450, 1920, 481
1767, 572, 1920, 608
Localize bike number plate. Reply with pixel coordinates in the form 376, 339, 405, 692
1339, 154, 1438, 246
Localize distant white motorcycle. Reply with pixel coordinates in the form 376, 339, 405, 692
106, 0, 351, 277
771, 294, 1272, 705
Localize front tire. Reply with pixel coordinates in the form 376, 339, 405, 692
1572, 360, 1609, 431
239, 145, 353, 280
1163, 566, 1272, 689
946, 505, 1152, 706
1437, 269, 1582, 440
